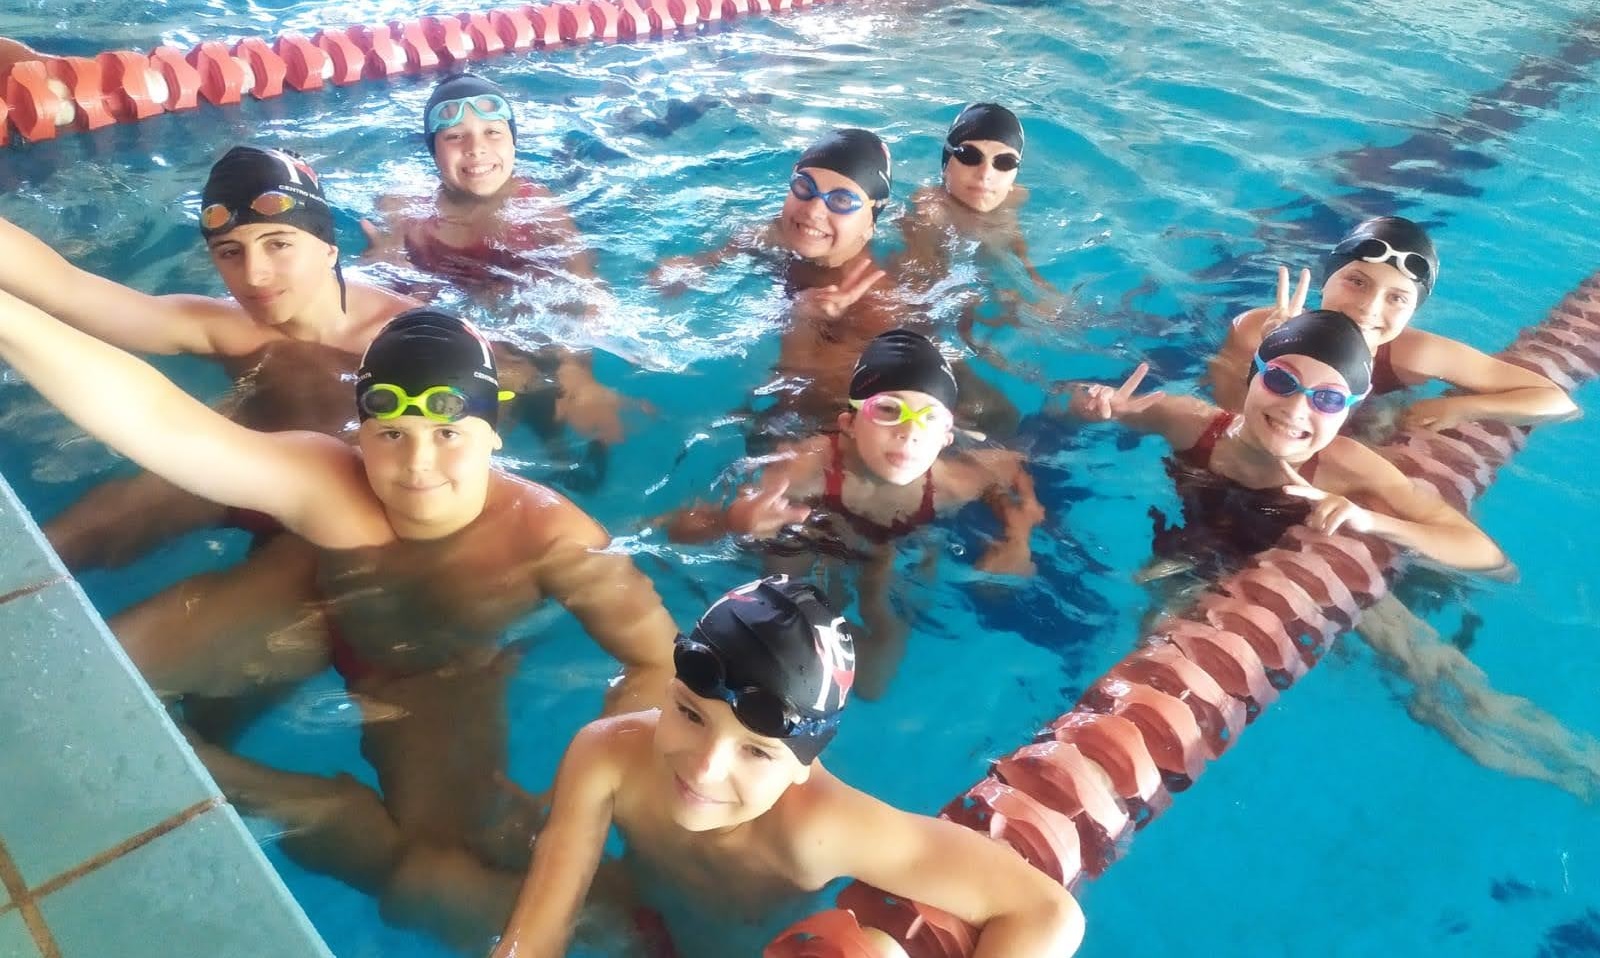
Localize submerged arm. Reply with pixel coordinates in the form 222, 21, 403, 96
971, 451, 1045, 576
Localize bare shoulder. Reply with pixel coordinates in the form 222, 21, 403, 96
155, 293, 273, 356
347, 281, 420, 326
769, 764, 880, 887
500, 473, 611, 549
566, 712, 655, 791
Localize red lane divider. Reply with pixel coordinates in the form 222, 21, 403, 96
148, 46, 203, 111
420, 14, 473, 64
313, 28, 365, 86
275, 34, 327, 92
764, 273, 1600, 956
489, 7, 538, 51
460, 12, 506, 58
96, 50, 166, 122
187, 40, 247, 105
45, 57, 114, 131
235, 38, 288, 99
7, 60, 68, 141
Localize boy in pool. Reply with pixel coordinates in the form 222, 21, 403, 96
1209, 216, 1577, 429
491, 576, 1084, 958
897, 102, 1053, 295
1068, 309, 1508, 574
0, 292, 679, 946
666, 329, 1041, 696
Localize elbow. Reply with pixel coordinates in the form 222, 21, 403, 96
1035, 888, 1086, 956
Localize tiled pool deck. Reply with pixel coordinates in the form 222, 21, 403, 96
0, 473, 333, 958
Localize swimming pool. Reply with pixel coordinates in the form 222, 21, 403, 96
2, 0, 1598, 955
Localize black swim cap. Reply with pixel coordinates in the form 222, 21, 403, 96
680, 576, 855, 764
943, 102, 1024, 163
200, 145, 335, 246
424, 72, 517, 155
1253, 309, 1373, 397
355, 308, 504, 426
1324, 216, 1438, 305
848, 329, 959, 412
795, 128, 893, 217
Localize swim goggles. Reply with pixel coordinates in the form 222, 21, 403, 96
1253, 356, 1365, 414
849, 393, 954, 431
673, 636, 837, 740
359, 383, 492, 423
945, 142, 1021, 172
426, 94, 514, 133
1334, 236, 1432, 286
789, 171, 867, 215
200, 190, 302, 232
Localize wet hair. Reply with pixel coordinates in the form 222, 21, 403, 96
795, 128, 893, 219
1253, 308, 1373, 397
1324, 216, 1438, 305
355, 308, 504, 426
848, 328, 959, 412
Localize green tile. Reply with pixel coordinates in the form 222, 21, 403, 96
0, 478, 62, 599
40, 807, 332, 958
0, 581, 217, 888
0, 909, 41, 958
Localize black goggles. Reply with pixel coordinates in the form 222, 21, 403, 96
673, 637, 836, 740
946, 142, 1021, 172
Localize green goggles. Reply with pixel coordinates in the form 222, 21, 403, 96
358, 383, 510, 423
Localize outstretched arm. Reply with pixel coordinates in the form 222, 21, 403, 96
1065, 362, 1217, 452
0, 215, 231, 355
0, 289, 370, 542
664, 442, 824, 544
810, 787, 1084, 958
492, 722, 621, 958
1286, 439, 1509, 572
1395, 330, 1578, 429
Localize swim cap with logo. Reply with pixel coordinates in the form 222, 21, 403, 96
795, 128, 893, 218
1323, 216, 1438, 305
675, 576, 855, 764
355, 308, 505, 426
1253, 308, 1373, 398
848, 328, 959, 412
943, 102, 1024, 163
200, 145, 335, 245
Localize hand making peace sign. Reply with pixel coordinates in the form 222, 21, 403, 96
1067, 362, 1166, 421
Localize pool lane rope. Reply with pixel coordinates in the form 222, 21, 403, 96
0, 0, 830, 147
762, 275, 1600, 958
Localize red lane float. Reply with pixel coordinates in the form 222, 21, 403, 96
489, 7, 538, 51
5, 60, 68, 141
186, 41, 247, 105
459, 12, 507, 57
275, 34, 328, 92
312, 28, 365, 86
96, 51, 166, 122
765, 272, 1600, 956
43, 57, 114, 131
234, 38, 288, 99
348, 23, 407, 79
421, 14, 474, 64
530, 4, 567, 46
148, 46, 202, 111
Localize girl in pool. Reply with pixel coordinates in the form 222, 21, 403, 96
667, 329, 1042, 697
1070, 309, 1507, 575
1210, 216, 1577, 430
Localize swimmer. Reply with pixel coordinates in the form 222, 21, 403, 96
1068, 309, 1508, 573
650, 127, 1017, 443
897, 102, 1054, 294
666, 330, 1042, 696
1210, 216, 1577, 430
0, 294, 678, 947
491, 577, 1084, 958
361, 71, 626, 449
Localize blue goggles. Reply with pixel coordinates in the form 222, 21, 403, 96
1253, 355, 1365, 415
425, 93, 514, 134
789, 171, 867, 215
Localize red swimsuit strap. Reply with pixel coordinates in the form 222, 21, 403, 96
1180, 410, 1237, 470
822, 434, 937, 544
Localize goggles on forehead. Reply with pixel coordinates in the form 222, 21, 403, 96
789, 171, 868, 215
200, 190, 301, 233
673, 637, 836, 741
1336, 236, 1432, 286
358, 383, 509, 423
426, 94, 514, 134
849, 393, 954, 430
1253, 356, 1365, 415
945, 142, 1021, 172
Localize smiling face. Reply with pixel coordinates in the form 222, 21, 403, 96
1240, 354, 1353, 460
207, 223, 339, 327
941, 138, 1021, 213
1319, 260, 1420, 349
432, 110, 516, 199
653, 678, 811, 833
357, 413, 501, 535
839, 389, 954, 485
778, 166, 876, 268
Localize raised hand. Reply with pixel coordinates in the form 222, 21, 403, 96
792, 259, 887, 322
728, 479, 813, 538
1066, 362, 1165, 421
1262, 265, 1312, 336
1280, 460, 1373, 535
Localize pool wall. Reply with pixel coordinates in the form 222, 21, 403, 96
0, 471, 333, 958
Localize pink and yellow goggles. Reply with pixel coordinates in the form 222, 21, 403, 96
849, 394, 954, 431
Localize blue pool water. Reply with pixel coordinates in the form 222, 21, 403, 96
2, 1, 1599, 955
